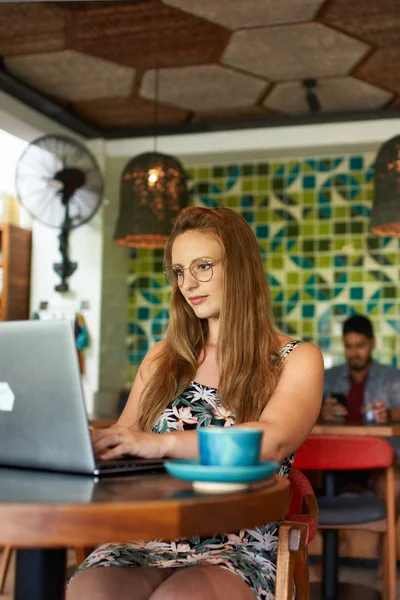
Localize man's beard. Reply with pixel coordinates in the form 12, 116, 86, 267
349, 357, 372, 372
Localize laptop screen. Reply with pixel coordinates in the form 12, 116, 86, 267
0, 320, 97, 474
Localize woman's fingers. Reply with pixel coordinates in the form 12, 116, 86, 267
92, 427, 135, 455
99, 443, 131, 460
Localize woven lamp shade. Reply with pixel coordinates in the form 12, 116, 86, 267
370, 134, 400, 237
114, 151, 189, 248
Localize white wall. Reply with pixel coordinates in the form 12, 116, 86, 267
106, 117, 400, 162
28, 137, 106, 415
0, 95, 105, 415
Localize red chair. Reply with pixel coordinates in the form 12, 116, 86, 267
275, 467, 319, 600
294, 435, 397, 600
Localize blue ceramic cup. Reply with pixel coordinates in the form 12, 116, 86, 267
198, 427, 263, 467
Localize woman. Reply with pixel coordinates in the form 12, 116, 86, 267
68, 206, 323, 600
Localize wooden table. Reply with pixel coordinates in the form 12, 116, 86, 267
312, 422, 400, 437
0, 467, 289, 600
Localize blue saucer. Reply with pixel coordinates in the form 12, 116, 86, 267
164, 459, 279, 486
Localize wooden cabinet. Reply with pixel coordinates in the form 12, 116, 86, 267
0, 223, 31, 321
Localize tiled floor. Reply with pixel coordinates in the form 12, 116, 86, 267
0, 550, 398, 599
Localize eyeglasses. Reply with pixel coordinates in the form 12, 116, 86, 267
163, 258, 220, 287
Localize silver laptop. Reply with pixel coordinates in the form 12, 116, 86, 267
0, 320, 164, 476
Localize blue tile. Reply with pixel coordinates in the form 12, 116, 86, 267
350, 287, 364, 300
302, 304, 315, 318
350, 156, 363, 170
256, 224, 269, 239
138, 307, 150, 320
241, 195, 254, 207
303, 175, 316, 189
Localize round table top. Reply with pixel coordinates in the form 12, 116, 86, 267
0, 468, 289, 548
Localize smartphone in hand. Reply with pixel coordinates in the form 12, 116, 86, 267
331, 392, 347, 407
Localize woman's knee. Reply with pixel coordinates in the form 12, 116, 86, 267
66, 568, 109, 600
150, 566, 255, 600
67, 566, 174, 600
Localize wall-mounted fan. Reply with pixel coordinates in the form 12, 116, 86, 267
15, 134, 103, 292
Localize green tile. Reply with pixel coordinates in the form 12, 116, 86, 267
257, 178, 269, 191
302, 240, 314, 252
256, 208, 269, 221
225, 195, 238, 207
138, 262, 151, 273
317, 256, 331, 268
333, 239, 346, 251
303, 321, 313, 334
365, 189, 373, 202
272, 177, 284, 191
301, 223, 314, 237
350, 222, 363, 234
286, 272, 299, 285
257, 163, 269, 175
386, 253, 399, 264
126, 152, 400, 373
334, 222, 347, 234
242, 180, 254, 192
352, 238, 363, 250
212, 166, 223, 178
198, 167, 210, 179
271, 257, 284, 269
303, 191, 316, 205
242, 164, 254, 176
318, 222, 332, 235
317, 239, 331, 251
383, 286, 396, 298
333, 206, 348, 218
350, 271, 363, 283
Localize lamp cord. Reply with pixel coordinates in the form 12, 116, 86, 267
153, 68, 159, 154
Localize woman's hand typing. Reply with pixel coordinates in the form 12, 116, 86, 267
91, 426, 171, 460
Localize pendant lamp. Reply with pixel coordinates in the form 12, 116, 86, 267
370, 134, 400, 237
114, 70, 189, 248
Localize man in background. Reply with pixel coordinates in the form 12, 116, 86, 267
322, 315, 400, 423
321, 314, 400, 575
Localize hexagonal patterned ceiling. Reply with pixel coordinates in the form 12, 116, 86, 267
0, 0, 399, 139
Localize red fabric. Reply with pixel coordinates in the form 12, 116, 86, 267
294, 435, 395, 471
346, 374, 367, 423
286, 468, 318, 545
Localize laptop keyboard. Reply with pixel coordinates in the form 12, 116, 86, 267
95, 458, 165, 473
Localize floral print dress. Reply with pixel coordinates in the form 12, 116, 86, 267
75, 340, 303, 599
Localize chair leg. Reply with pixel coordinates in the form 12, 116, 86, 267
321, 529, 339, 600
293, 546, 310, 600
383, 466, 397, 600
0, 546, 13, 594
276, 524, 296, 600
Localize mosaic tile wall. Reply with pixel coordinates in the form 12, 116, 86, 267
127, 151, 400, 383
